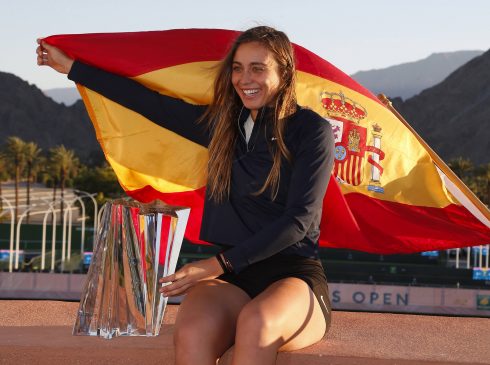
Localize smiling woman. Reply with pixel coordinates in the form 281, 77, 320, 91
37, 26, 334, 365
231, 42, 281, 117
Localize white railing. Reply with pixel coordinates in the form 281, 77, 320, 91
1, 189, 98, 272
451, 245, 489, 270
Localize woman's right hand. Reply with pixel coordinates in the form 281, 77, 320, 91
36, 38, 74, 74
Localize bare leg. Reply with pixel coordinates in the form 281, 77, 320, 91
232, 277, 327, 365
174, 279, 250, 365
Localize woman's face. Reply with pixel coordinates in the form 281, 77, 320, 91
231, 41, 281, 120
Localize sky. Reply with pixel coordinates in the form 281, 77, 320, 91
2, 0, 490, 90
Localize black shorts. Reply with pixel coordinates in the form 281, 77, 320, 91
218, 253, 332, 331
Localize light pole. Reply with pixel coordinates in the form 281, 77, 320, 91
40, 200, 57, 271
97, 203, 107, 237
64, 196, 86, 260
14, 205, 38, 270
0, 196, 15, 272
74, 190, 98, 252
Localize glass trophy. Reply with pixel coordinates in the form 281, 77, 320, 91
73, 199, 190, 339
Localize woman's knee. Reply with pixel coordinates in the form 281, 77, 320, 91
235, 302, 282, 348
174, 281, 246, 351
174, 316, 207, 348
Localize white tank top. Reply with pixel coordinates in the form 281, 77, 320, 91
244, 114, 254, 143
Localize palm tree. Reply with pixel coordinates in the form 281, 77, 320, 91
49, 145, 79, 219
23, 142, 42, 223
448, 157, 474, 181
448, 159, 490, 207
4, 137, 26, 222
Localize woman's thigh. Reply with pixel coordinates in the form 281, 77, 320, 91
236, 277, 327, 352
175, 279, 250, 355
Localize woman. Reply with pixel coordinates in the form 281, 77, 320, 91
37, 26, 334, 365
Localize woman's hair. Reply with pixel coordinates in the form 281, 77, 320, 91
204, 26, 297, 202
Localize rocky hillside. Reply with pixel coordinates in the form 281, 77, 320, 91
0, 71, 100, 163
392, 49, 490, 165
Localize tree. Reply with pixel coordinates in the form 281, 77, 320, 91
473, 163, 490, 207
448, 157, 490, 207
23, 142, 42, 223
74, 163, 124, 198
3, 137, 26, 222
448, 157, 474, 182
74, 163, 124, 222
49, 145, 79, 219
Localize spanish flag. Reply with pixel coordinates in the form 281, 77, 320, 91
44, 29, 490, 253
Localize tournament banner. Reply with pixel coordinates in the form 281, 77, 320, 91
329, 283, 490, 316
44, 29, 490, 253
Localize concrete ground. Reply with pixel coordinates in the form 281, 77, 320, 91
0, 300, 489, 364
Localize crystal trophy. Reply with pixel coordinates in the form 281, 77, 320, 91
73, 199, 190, 339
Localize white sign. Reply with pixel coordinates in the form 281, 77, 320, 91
328, 283, 490, 316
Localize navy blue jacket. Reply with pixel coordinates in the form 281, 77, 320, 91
69, 61, 334, 273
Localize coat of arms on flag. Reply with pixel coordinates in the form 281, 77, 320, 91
321, 91, 385, 192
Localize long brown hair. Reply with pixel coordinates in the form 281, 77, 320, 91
204, 26, 297, 202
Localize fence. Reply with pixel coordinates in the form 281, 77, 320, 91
0, 188, 97, 272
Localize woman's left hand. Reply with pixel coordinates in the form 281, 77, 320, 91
36, 39, 74, 74
159, 256, 224, 297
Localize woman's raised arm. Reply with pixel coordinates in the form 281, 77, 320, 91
36, 40, 210, 147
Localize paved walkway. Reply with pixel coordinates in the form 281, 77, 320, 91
0, 300, 489, 364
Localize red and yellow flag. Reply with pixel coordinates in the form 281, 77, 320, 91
45, 29, 490, 253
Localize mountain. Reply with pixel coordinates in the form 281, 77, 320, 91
0, 71, 101, 163
43, 87, 81, 106
393, 49, 490, 165
351, 50, 483, 100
